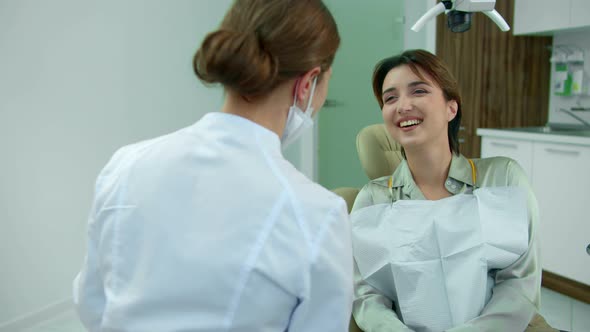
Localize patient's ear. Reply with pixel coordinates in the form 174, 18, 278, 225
447, 100, 458, 121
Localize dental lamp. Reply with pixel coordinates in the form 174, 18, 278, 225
411, 0, 510, 33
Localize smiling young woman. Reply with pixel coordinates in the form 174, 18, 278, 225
350, 49, 547, 332
374, 49, 463, 156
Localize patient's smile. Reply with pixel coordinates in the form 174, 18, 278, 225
399, 119, 423, 129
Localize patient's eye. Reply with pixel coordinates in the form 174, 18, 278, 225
413, 88, 428, 95
383, 95, 398, 104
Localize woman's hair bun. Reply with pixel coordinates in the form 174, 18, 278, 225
193, 0, 340, 97
193, 29, 279, 97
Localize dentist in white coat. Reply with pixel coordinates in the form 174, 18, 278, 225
73, 1, 353, 331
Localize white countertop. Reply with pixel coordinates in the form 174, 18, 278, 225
477, 127, 590, 146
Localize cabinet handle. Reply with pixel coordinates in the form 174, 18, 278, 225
544, 148, 581, 156
491, 142, 518, 149
458, 138, 465, 143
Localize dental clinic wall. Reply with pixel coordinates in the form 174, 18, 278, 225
318, 0, 402, 190
0, 0, 232, 327
318, 0, 435, 190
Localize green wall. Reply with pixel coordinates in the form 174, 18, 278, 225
319, 0, 405, 190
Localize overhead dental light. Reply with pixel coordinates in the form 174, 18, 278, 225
411, 0, 510, 33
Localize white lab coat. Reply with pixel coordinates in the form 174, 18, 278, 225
73, 112, 353, 332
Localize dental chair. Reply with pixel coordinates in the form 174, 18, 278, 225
332, 123, 403, 213
333, 124, 560, 332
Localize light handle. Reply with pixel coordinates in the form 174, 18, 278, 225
411, 2, 446, 32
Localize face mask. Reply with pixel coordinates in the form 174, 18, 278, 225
281, 77, 318, 148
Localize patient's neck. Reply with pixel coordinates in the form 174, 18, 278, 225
405, 145, 453, 200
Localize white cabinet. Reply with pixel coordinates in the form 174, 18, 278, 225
480, 134, 590, 286
480, 137, 533, 180
531, 143, 590, 285
513, 0, 590, 35
514, 0, 571, 35
570, 0, 590, 29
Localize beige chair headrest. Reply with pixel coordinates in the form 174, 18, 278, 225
356, 124, 404, 180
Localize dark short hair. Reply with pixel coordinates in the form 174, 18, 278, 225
372, 49, 462, 155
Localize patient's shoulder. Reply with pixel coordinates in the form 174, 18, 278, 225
473, 156, 529, 187
352, 176, 391, 212
474, 156, 514, 170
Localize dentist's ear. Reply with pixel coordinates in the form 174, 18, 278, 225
294, 66, 322, 105
447, 100, 458, 121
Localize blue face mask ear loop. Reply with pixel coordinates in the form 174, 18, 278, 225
305, 77, 318, 112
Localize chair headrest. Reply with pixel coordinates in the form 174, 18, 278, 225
356, 124, 404, 180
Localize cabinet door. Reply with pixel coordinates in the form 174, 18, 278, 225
513, 0, 571, 35
480, 137, 533, 180
570, 0, 590, 29
531, 143, 590, 285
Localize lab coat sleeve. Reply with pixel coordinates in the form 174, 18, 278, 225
72, 147, 129, 332
73, 215, 105, 332
351, 185, 414, 332
446, 160, 541, 332
288, 199, 354, 332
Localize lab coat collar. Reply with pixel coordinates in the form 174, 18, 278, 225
197, 112, 282, 153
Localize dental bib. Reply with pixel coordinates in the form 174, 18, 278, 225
351, 186, 529, 332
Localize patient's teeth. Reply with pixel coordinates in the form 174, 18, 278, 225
400, 119, 422, 127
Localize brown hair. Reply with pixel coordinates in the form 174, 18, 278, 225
372, 49, 463, 155
193, 0, 340, 97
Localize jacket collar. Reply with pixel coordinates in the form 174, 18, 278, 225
390, 153, 475, 195
448, 153, 476, 187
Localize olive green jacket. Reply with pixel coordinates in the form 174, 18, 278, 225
351, 154, 541, 332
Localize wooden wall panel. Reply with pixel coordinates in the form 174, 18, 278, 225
435, 0, 552, 158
